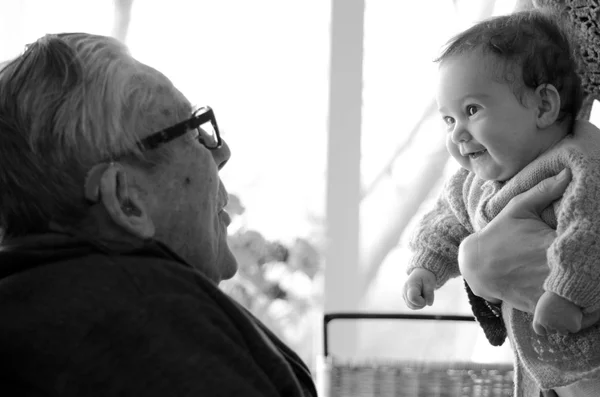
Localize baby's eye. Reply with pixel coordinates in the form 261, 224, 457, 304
442, 116, 455, 126
466, 105, 479, 116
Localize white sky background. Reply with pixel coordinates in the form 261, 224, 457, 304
126, 1, 332, 244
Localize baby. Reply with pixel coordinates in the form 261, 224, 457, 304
402, 10, 600, 340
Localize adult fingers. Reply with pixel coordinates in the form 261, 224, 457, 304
508, 168, 572, 217
532, 320, 547, 336
582, 309, 600, 329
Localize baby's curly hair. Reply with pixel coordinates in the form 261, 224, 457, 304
436, 10, 583, 123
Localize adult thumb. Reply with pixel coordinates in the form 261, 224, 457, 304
510, 168, 572, 216
582, 309, 600, 330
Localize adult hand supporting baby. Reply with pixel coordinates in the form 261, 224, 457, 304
458, 168, 571, 315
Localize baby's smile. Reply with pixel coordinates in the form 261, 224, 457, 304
468, 149, 487, 159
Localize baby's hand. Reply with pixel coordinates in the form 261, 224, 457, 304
533, 291, 583, 336
403, 268, 436, 310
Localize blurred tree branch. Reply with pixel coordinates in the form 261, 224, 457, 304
112, 0, 134, 44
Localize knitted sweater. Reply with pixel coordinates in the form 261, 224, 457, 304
408, 125, 600, 393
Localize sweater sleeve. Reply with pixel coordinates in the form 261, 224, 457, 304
544, 151, 600, 312
407, 169, 473, 288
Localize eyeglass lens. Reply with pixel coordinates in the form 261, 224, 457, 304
197, 121, 218, 148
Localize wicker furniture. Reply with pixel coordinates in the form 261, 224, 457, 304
318, 313, 515, 397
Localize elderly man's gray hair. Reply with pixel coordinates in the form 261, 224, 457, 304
0, 33, 191, 238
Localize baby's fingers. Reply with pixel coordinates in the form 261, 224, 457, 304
406, 286, 426, 309
423, 282, 435, 306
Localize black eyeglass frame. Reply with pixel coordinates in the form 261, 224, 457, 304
137, 106, 222, 151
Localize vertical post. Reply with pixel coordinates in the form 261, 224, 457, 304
324, 0, 365, 359
112, 0, 135, 44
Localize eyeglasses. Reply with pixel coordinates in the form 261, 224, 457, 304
138, 106, 222, 152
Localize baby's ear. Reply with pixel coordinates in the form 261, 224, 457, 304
534, 84, 561, 129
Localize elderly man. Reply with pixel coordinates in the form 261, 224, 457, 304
0, 33, 316, 396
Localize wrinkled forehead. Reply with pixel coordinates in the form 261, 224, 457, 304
127, 60, 194, 127
146, 77, 192, 116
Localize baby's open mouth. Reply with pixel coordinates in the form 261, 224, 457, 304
468, 149, 487, 159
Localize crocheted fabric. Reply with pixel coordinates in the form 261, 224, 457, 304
534, 0, 600, 119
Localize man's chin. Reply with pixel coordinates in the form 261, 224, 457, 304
218, 246, 239, 282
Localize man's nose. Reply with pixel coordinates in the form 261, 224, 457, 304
212, 139, 231, 170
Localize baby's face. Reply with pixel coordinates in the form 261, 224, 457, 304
436, 52, 543, 182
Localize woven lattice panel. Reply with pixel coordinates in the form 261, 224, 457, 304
323, 360, 514, 397
535, 0, 600, 119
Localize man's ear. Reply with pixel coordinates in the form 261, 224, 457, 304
534, 84, 561, 129
91, 162, 155, 239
